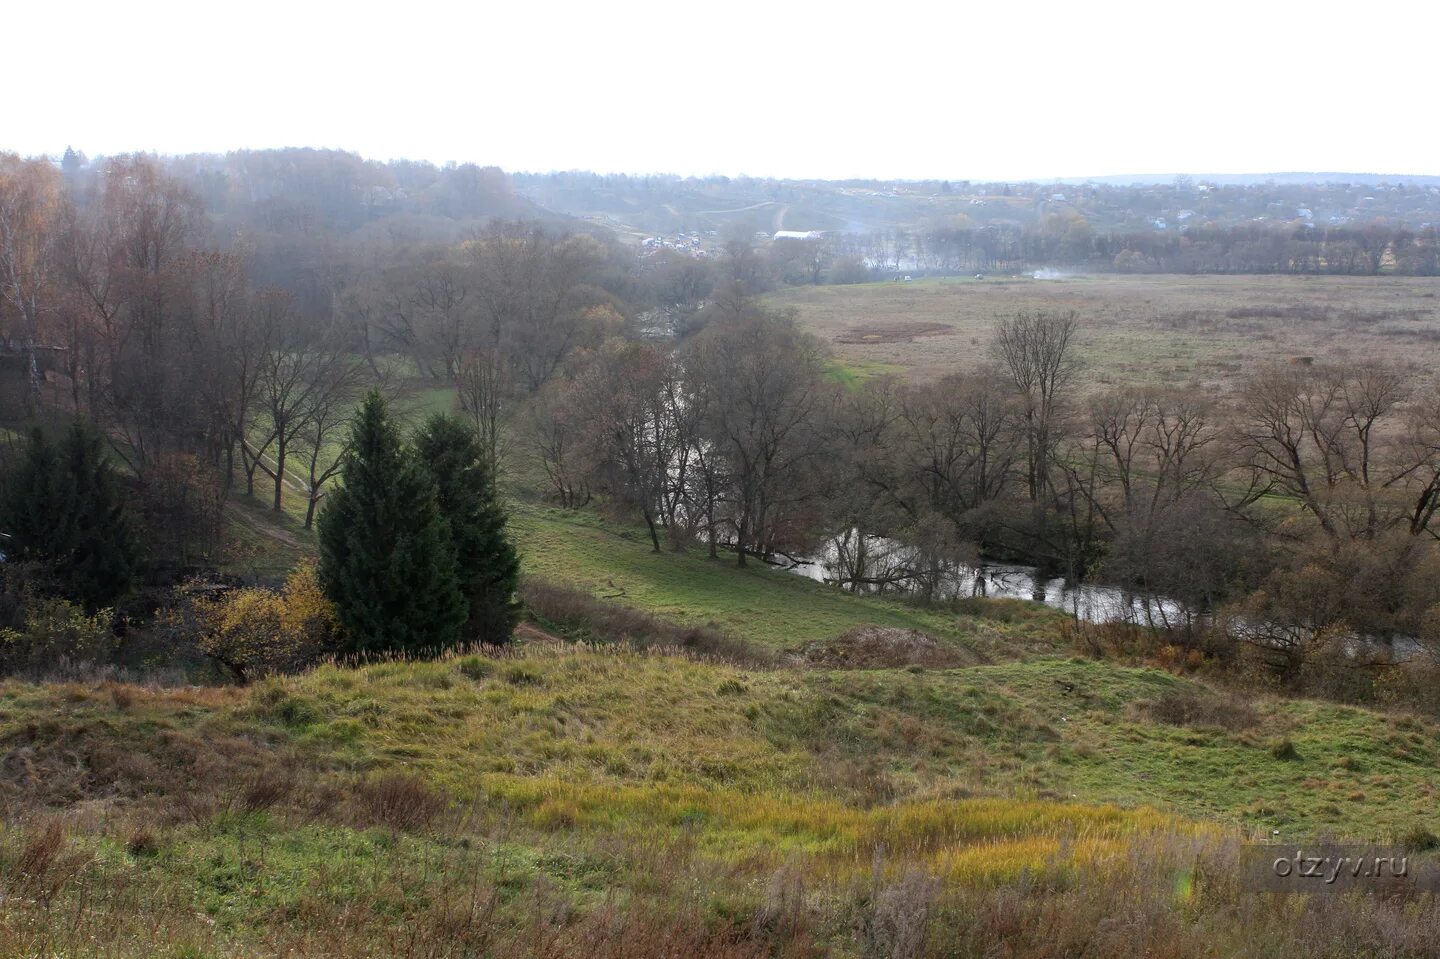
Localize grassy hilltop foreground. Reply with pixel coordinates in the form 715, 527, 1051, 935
5, 505, 1440, 957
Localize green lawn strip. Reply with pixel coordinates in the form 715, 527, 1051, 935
511, 502, 1061, 653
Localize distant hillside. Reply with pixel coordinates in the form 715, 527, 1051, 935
1055, 172, 1440, 187
514, 169, 1440, 238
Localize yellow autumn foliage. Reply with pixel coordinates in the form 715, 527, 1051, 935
199, 563, 339, 680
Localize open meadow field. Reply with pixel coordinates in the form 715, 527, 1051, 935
767, 274, 1440, 390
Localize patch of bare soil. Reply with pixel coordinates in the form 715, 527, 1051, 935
833, 322, 953, 344
224, 501, 304, 549
799, 625, 974, 669
513, 622, 566, 644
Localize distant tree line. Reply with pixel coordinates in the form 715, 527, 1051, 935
643, 226, 1440, 307
805, 224, 1440, 280
514, 169, 1440, 234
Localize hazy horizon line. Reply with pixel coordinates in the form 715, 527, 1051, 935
21, 144, 1440, 186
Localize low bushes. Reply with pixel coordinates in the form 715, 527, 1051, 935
520, 578, 778, 666
194, 562, 340, 682
0, 595, 114, 676
799, 625, 973, 670
1132, 687, 1260, 732
348, 772, 448, 833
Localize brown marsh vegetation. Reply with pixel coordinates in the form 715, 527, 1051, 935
770, 274, 1440, 389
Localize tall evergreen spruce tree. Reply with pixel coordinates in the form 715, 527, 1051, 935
317, 393, 466, 654
1, 428, 66, 571
0, 422, 139, 609
58, 423, 141, 609
414, 413, 521, 645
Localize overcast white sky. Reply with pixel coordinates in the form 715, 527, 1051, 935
11, 0, 1440, 180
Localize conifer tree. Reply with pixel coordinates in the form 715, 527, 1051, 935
317, 393, 466, 654
414, 413, 520, 644
0, 422, 139, 609
1, 429, 65, 571
59, 423, 141, 608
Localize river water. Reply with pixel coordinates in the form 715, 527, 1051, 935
772, 532, 1190, 625
769, 532, 1430, 660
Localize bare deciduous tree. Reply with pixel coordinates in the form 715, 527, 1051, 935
0, 155, 65, 413
251, 294, 363, 513
994, 310, 1080, 508
1232, 362, 1421, 540
468, 222, 617, 393
456, 346, 512, 480
523, 379, 590, 510
565, 340, 679, 552
684, 308, 830, 566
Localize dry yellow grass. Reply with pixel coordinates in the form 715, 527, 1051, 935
767, 274, 1440, 390
7, 647, 1440, 957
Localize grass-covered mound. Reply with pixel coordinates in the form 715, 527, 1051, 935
5, 645, 1440, 957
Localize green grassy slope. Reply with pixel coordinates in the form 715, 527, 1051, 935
101, 482, 1436, 956
0, 648, 1198, 956
221, 491, 1064, 654
6, 644, 1440, 955
214, 495, 1440, 831
511, 503, 1061, 653
204, 488, 1440, 843
7, 648, 1433, 844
